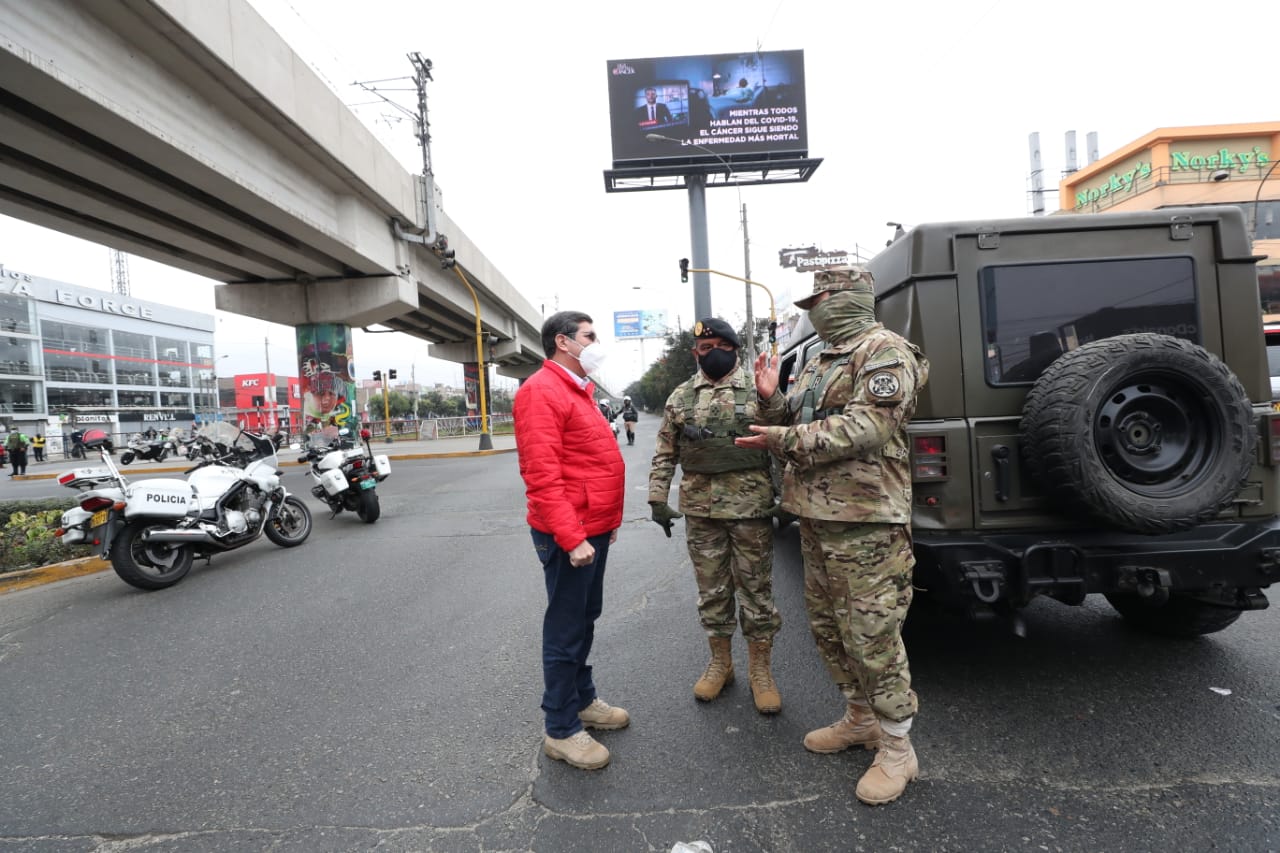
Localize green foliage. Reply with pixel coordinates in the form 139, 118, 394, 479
632, 329, 698, 412
367, 391, 416, 419
0, 499, 89, 574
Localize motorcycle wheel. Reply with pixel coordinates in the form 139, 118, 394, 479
264, 495, 312, 547
120, 451, 135, 465
109, 520, 194, 591
356, 489, 381, 523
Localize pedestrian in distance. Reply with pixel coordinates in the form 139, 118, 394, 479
5, 428, 28, 476
513, 310, 629, 771
736, 265, 930, 806
649, 317, 789, 713
620, 396, 639, 445
30, 432, 45, 463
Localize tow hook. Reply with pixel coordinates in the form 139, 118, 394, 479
1118, 565, 1172, 605
961, 560, 1006, 604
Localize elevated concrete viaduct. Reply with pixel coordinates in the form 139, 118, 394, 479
0, 0, 546, 432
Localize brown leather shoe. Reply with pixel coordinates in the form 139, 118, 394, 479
747, 640, 781, 714
856, 733, 918, 805
803, 702, 882, 753
543, 731, 610, 770
578, 697, 630, 730
693, 636, 734, 701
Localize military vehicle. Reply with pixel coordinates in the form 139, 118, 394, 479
776, 206, 1277, 636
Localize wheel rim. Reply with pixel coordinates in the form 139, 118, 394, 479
132, 529, 186, 578
1093, 371, 1216, 496
274, 501, 308, 538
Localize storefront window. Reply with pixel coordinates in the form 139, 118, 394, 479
0, 379, 40, 414
113, 329, 152, 360
0, 294, 34, 335
1254, 201, 1280, 241
47, 387, 114, 410
157, 337, 190, 387
0, 339, 39, 376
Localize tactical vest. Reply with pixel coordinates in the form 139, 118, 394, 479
789, 351, 856, 424
676, 382, 769, 474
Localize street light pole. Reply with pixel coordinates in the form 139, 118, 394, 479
741, 202, 755, 365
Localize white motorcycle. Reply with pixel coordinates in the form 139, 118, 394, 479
299, 427, 390, 523
55, 423, 312, 591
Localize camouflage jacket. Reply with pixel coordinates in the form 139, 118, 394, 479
649, 364, 787, 519
769, 324, 928, 523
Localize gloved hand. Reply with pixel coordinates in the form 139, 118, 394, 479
649, 501, 684, 538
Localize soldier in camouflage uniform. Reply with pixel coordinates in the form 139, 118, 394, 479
737, 267, 929, 805
648, 317, 788, 713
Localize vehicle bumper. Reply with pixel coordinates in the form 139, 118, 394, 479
914, 519, 1280, 610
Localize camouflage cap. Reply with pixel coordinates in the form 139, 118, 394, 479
692, 317, 741, 348
793, 264, 875, 310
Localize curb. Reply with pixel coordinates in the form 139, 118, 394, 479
0, 556, 112, 595
10, 448, 518, 480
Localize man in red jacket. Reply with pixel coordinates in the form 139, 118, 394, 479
513, 310, 628, 770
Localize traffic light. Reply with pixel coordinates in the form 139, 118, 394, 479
372, 370, 382, 381
679, 257, 689, 283
388, 369, 397, 380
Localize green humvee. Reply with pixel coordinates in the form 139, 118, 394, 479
776, 206, 1277, 636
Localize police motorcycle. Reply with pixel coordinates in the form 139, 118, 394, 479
54, 423, 313, 591
119, 430, 176, 465
298, 427, 390, 523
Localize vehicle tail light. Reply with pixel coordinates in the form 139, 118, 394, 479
351, 459, 363, 469
57, 472, 76, 486
79, 496, 114, 512
1269, 415, 1280, 465
911, 434, 948, 481
55, 528, 65, 537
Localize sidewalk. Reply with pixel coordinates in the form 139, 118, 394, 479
10, 432, 518, 480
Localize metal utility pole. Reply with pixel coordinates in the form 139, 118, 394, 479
408, 52, 439, 244
741, 203, 755, 365
109, 249, 130, 296
264, 336, 271, 375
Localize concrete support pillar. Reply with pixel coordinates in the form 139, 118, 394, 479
296, 323, 359, 437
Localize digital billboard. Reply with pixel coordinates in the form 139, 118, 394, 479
606, 50, 807, 166
614, 309, 670, 339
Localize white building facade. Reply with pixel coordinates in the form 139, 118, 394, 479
0, 264, 215, 447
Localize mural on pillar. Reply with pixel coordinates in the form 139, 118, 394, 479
296, 324, 357, 438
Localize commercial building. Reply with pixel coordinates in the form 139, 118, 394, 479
1057, 122, 1280, 315
0, 264, 215, 446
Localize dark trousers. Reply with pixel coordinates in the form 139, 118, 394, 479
9, 449, 25, 475
532, 528, 611, 738
32, 446, 43, 462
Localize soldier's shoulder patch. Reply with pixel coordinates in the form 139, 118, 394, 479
867, 371, 901, 398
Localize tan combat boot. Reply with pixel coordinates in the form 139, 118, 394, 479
855, 733, 919, 805
543, 731, 610, 770
746, 640, 782, 714
803, 702, 882, 753
693, 636, 734, 701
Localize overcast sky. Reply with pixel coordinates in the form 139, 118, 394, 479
0, 0, 1271, 394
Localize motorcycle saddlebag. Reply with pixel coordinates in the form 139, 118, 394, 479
319, 468, 348, 496
373, 455, 390, 480
124, 479, 196, 518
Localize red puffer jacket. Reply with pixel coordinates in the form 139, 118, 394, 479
513, 361, 626, 551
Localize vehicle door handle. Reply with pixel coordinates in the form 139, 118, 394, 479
991, 444, 1011, 503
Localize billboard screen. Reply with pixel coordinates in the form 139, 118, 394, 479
614, 310, 670, 339
607, 50, 807, 165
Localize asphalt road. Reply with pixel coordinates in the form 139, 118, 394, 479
1, 435, 1278, 852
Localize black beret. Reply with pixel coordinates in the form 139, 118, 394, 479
692, 317, 740, 348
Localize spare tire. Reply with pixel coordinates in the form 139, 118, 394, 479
1020, 333, 1256, 534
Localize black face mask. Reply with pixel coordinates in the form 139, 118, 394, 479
697, 348, 738, 381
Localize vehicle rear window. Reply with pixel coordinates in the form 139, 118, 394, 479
980, 256, 1198, 385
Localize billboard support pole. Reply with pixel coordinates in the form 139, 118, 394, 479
688, 174, 711, 319
741, 202, 754, 365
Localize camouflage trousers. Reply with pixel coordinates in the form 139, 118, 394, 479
685, 515, 781, 642
798, 518, 917, 723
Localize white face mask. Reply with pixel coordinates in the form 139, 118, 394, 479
573, 341, 608, 374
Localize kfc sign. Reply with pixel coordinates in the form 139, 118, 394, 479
241, 378, 261, 388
